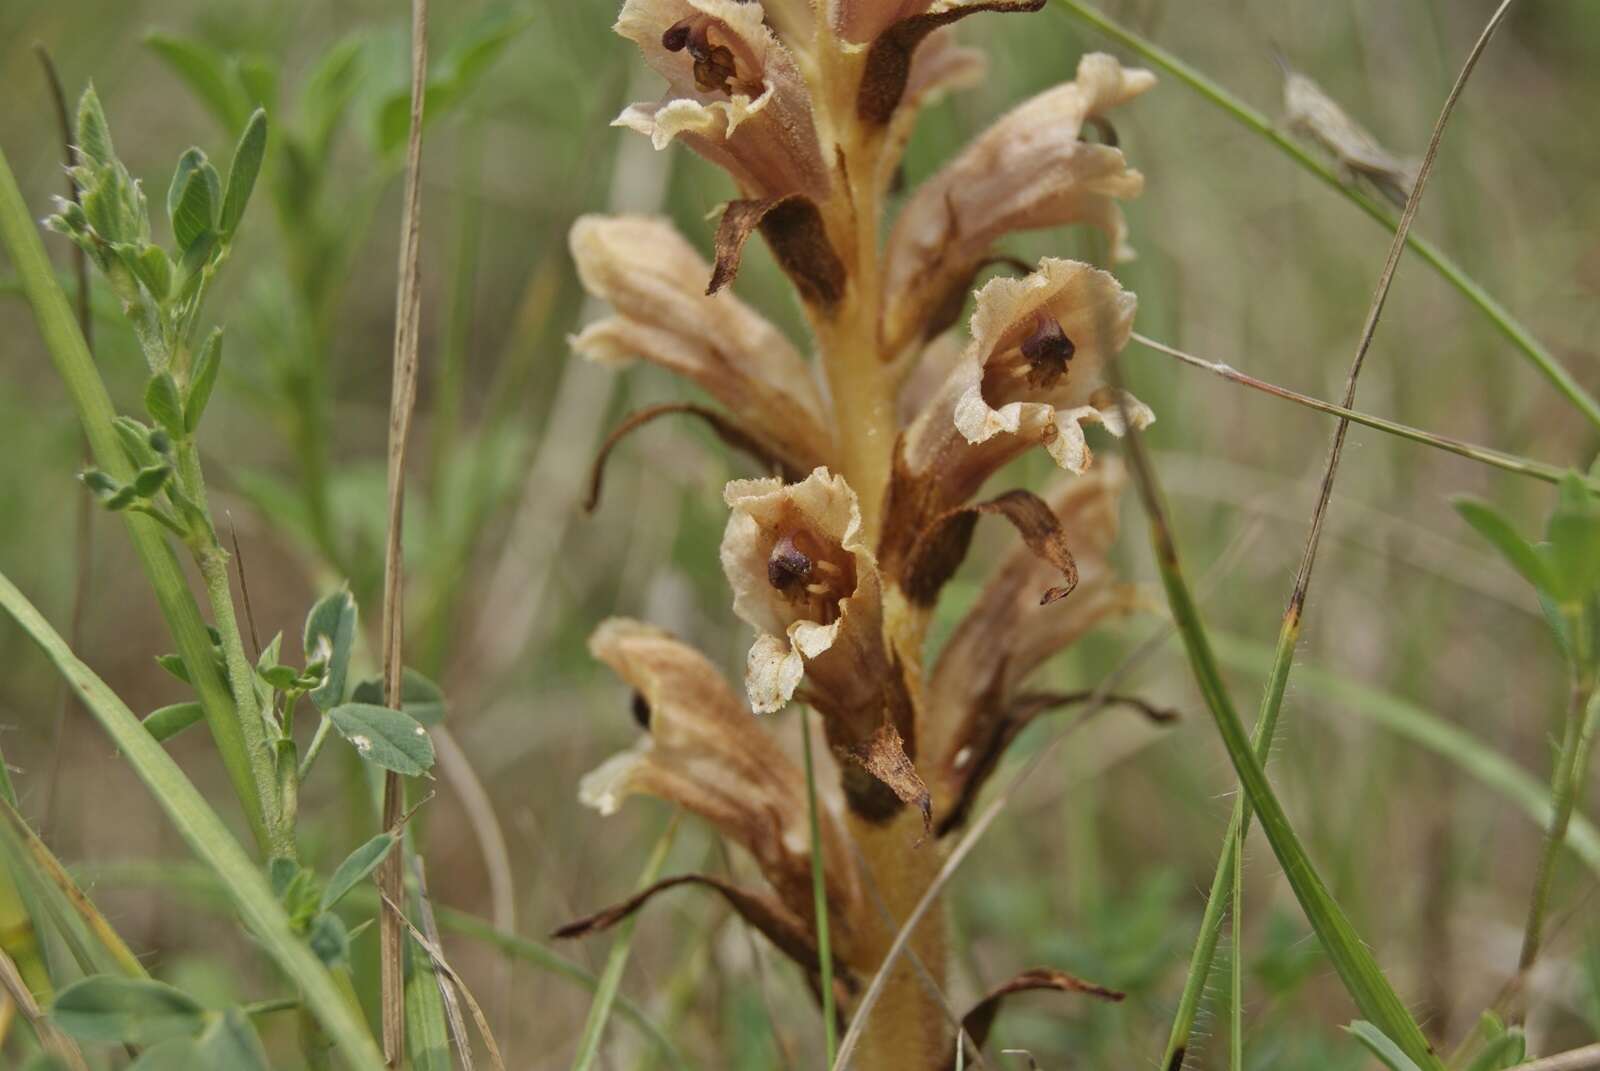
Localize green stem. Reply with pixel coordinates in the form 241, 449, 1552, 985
801, 709, 839, 1066
1230, 822, 1244, 1071
176, 443, 287, 857
1516, 610, 1598, 984
0, 145, 272, 854
1133, 333, 1600, 493
1160, 619, 1298, 1069
571, 811, 680, 1071
298, 716, 335, 782
1054, 0, 1600, 433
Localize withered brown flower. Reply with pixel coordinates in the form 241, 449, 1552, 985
562, 5, 1164, 1066
576, 618, 866, 967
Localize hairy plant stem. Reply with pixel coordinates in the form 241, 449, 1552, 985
176, 443, 289, 858
1514, 610, 1598, 1006
811, 41, 946, 1068
818, 133, 896, 542
801, 710, 839, 1065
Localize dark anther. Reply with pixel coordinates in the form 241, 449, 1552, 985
662, 14, 746, 95
693, 47, 740, 94
630, 691, 652, 731
1082, 115, 1119, 147
661, 18, 693, 52
1019, 312, 1075, 389
766, 532, 813, 591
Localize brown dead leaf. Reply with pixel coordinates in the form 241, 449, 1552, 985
957, 967, 1124, 1060
584, 402, 797, 512
857, 1, 1046, 126
553, 872, 846, 985
709, 195, 845, 308
903, 490, 1078, 607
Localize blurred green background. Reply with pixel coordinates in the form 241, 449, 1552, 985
2, 1, 1598, 1067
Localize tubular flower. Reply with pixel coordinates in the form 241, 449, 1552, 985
574, 618, 865, 967
569, 213, 832, 475
721, 468, 930, 823
949, 256, 1153, 477
564, 4, 1162, 1067
882, 52, 1155, 352
614, 0, 830, 200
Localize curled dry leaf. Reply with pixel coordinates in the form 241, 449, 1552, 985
552, 872, 848, 986
843, 720, 932, 833
902, 488, 1080, 608
937, 689, 1177, 837
709, 195, 846, 308
583, 401, 799, 513
956, 967, 1123, 1059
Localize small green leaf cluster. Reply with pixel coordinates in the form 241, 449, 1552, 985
45, 86, 265, 372
79, 412, 211, 543
1455, 465, 1600, 672
266, 830, 392, 970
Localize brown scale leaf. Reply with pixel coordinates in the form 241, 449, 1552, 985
709, 195, 845, 308
938, 689, 1178, 837
584, 402, 797, 512
554, 872, 849, 986
902, 489, 1078, 607
956, 967, 1124, 1061
840, 720, 932, 834
857, 1, 1046, 126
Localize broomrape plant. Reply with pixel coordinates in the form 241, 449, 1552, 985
557, 2, 1161, 1065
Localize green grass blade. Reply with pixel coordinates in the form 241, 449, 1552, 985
0, 145, 276, 852
1347, 1021, 1427, 1071
0, 797, 147, 980
1211, 634, 1600, 876
1053, 0, 1600, 433
570, 811, 680, 1071
1130, 488, 1442, 1067
0, 571, 387, 1070
801, 709, 838, 1066
405, 936, 453, 1071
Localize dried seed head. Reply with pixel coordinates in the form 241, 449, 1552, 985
1019, 312, 1075, 389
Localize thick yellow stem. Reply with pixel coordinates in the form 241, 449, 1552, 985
810, 39, 947, 1071
845, 809, 950, 1070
